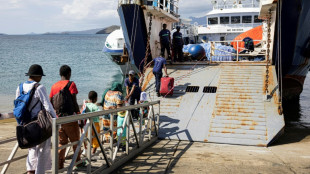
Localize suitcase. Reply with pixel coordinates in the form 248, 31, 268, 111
160, 77, 174, 96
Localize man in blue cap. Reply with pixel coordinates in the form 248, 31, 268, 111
125, 70, 141, 105
172, 26, 184, 62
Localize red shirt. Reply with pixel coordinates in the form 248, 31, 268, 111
49, 80, 78, 98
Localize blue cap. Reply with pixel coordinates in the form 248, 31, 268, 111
129, 70, 135, 75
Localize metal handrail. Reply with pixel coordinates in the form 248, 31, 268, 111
51, 100, 160, 174
118, 0, 179, 16
209, 40, 267, 62
213, 3, 258, 10
0, 101, 160, 174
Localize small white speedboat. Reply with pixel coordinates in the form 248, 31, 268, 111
102, 29, 125, 58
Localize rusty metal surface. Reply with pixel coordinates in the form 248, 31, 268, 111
144, 64, 284, 146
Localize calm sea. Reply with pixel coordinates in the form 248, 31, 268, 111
0, 34, 122, 113
0, 34, 309, 126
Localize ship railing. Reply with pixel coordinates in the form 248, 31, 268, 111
205, 23, 262, 29
0, 101, 160, 174
209, 40, 267, 62
51, 100, 160, 174
118, 0, 179, 16
213, 3, 258, 10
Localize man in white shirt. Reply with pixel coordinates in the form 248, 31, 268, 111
15, 64, 56, 174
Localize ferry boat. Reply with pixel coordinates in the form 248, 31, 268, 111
115, 0, 287, 146
197, 0, 263, 42
114, 0, 309, 146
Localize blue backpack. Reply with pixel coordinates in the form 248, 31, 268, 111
13, 83, 40, 124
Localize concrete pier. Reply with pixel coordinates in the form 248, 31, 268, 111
1, 121, 309, 173
117, 125, 310, 173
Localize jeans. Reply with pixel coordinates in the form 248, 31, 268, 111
129, 94, 140, 105
153, 71, 163, 93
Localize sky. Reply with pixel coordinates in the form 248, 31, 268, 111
0, 0, 212, 34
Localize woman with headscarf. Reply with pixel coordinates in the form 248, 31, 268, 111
101, 82, 123, 143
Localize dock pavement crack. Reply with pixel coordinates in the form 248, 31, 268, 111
267, 147, 296, 174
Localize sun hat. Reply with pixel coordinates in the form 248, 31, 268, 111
25, 64, 45, 76
140, 92, 147, 102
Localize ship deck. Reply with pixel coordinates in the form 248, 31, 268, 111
143, 62, 284, 146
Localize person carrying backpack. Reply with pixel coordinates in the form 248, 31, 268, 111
14, 64, 56, 174
49, 65, 84, 169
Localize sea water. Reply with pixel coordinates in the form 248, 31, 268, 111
0, 34, 122, 113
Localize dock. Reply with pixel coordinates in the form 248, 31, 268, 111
1, 121, 310, 173
118, 125, 310, 173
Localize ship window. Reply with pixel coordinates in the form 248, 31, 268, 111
185, 86, 199, 93
231, 16, 240, 24
220, 16, 229, 24
254, 15, 263, 23
208, 17, 218, 25
242, 16, 252, 23
203, 86, 217, 93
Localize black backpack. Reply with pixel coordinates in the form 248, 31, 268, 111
52, 81, 75, 117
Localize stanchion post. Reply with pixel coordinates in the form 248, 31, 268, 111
87, 119, 92, 173
52, 118, 59, 174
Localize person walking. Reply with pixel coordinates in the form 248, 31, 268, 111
172, 26, 184, 62
49, 65, 84, 169
146, 56, 168, 97
101, 82, 124, 143
159, 23, 171, 60
125, 70, 141, 105
15, 64, 57, 174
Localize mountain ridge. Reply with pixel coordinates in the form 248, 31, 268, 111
42, 25, 120, 35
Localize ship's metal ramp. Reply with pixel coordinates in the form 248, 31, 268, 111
144, 64, 284, 146
208, 66, 268, 145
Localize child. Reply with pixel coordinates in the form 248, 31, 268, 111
139, 92, 149, 125
83, 91, 101, 155
117, 108, 127, 151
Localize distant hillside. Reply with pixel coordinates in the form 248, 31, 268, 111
60, 28, 103, 35
96, 25, 120, 34
0, 33, 7, 35
41, 25, 120, 35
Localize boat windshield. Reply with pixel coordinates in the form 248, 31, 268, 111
208, 17, 218, 25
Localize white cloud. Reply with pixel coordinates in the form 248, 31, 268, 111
0, 0, 223, 34
178, 0, 213, 17
0, 0, 23, 10
62, 0, 118, 20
